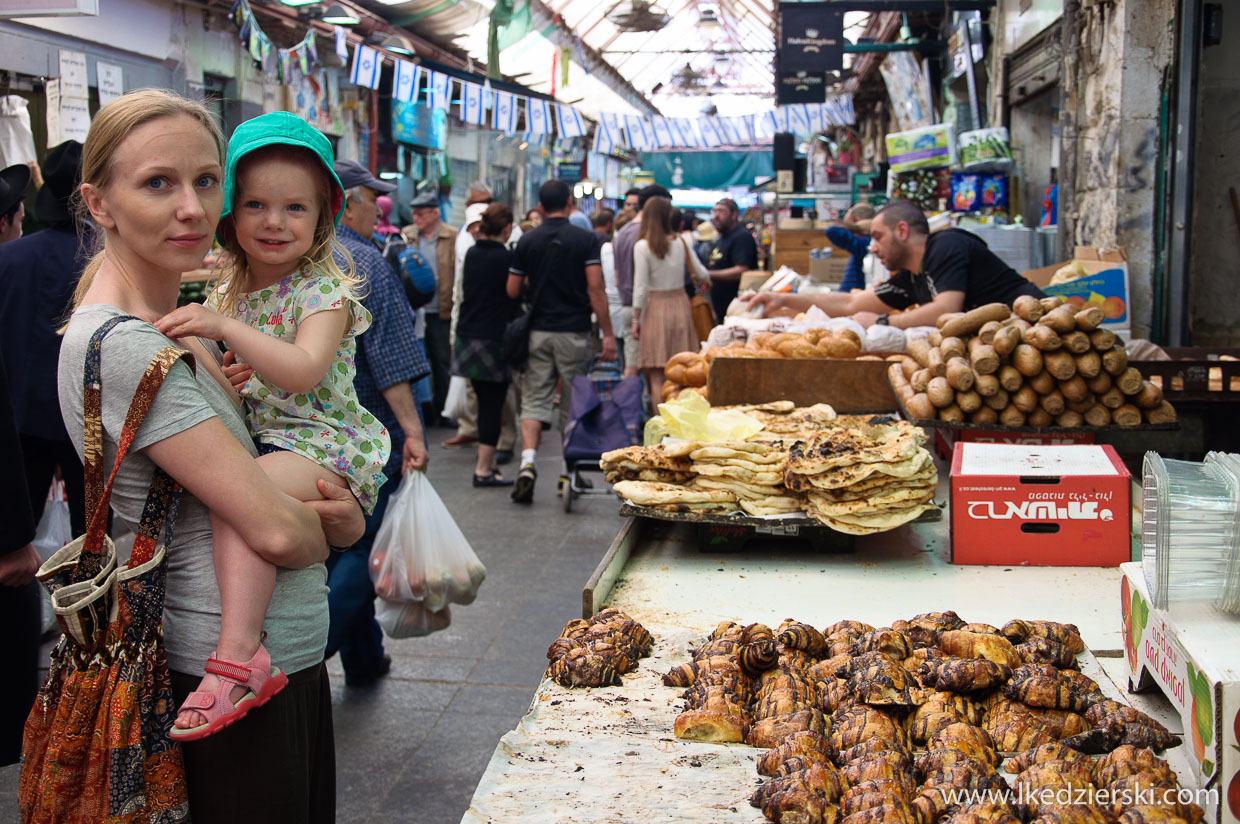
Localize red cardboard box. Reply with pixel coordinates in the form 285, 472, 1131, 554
950, 443, 1130, 566
933, 428, 1095, 461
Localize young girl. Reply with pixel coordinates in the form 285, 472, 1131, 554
155, 111, 389, 740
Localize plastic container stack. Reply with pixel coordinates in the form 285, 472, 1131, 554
1142, 451, 1240, 613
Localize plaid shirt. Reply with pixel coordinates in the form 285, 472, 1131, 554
336, 224, 430, 476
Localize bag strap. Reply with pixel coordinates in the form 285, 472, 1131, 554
76, 316, 194, 576
524, 237, 561, 323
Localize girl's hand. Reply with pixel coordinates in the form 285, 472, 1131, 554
221, 350, 254, 392
630, 320, 640, 340
156, 303, 230, 342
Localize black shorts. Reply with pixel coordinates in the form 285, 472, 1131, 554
171, 662, 335, 824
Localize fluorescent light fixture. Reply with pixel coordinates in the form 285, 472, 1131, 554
320, 4, 360, 25
379, 33, 414, 55
279, 0, 318, 6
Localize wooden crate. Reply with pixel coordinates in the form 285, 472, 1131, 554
1134, 348, 1240, 403
771, 229, 847, 275
707, 357, 897, 411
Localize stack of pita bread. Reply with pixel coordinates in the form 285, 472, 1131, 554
784, 421, 938, 534
686, 442, 801, 517
600, 444, 697, 485
612, 480, 739, 514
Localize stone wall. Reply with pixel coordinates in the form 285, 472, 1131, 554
1187, 5, 1240, 345
1068, 0, 1174, 339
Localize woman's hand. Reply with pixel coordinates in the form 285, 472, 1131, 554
305, 478, 366, 549
156, 303, 232, 342
630, 319, 641, 340
0, 544, 40, 587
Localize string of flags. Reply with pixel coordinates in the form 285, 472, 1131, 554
230, 0, 854, 153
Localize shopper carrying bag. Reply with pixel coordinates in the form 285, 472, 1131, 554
20, 315, 190, 823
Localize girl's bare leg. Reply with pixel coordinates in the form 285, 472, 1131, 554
176, 450, 350, 729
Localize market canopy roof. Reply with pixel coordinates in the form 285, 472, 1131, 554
365, 0, 874, 119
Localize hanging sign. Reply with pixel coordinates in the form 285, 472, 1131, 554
777, 4, 843, 74
776, 70, 827, 105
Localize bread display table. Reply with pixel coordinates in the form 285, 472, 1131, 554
461, 504, 1186, 823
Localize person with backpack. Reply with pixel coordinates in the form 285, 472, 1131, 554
506, 180, 616, 504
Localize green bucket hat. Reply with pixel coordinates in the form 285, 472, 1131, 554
221, 111, 345, 230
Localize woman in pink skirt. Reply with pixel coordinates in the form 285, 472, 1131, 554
630, 196, 711, 401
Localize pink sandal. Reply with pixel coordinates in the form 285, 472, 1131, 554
169, 639, 288, 742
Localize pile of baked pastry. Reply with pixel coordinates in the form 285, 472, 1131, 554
662, 612, 1190, 824
604, 411, 939, 531
661, 327, 865, 402
545, 608, 654, 688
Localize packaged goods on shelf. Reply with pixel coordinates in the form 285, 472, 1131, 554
886, 123, 957, 173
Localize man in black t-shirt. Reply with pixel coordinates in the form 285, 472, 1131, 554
506, 179, 617, 503
744, 200, 1043, 328
706, 198, 759, 319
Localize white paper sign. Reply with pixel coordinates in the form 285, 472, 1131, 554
60, 97, 90, 142
45, 79, 61, 146
958, 444, 1119, 477
97, 62, 123, 105
58, 50, 88, 99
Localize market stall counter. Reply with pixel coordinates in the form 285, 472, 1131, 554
461, 509, 1188, 824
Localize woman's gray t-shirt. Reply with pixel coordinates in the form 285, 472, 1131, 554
58, 304, 328, 676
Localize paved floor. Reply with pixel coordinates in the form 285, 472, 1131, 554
0, 423, 625, 824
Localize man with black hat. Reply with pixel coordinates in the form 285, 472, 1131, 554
402, 189, 457, 426
612, 184, 671, 378
326, 158, 431, 687
0, 162, 31, 245
0, 141, 88, 539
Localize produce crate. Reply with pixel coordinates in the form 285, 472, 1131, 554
1135, 349, 1240, 404
771, 228, 847, 275
708, 357, 897, 411
1120, 562, 1240, 824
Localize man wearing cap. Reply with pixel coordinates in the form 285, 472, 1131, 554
612, 184, 671, 378
329, 159, 431, 686
705, 197, 758, 320
0, 142, 87, 540
0, 162, 30, 245
403, 190, 458, 426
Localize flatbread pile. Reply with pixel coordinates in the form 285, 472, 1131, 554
784, 423, 938, 533
601, 444, 697, 485
612, 480, 738, 513
684, 441, 801, 516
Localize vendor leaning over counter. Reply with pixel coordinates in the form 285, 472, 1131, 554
744, 199, 1045, 328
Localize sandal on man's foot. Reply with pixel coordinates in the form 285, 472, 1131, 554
169, 639, 288, 742
473, 471, 514, 487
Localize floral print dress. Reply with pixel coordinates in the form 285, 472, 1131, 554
210, 269, 391, 513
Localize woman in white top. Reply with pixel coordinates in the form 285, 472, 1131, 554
631, 196, 711, 400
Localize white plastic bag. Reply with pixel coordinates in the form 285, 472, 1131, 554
33, 481, 72, 560
375, 598, 452, 639
863, 324, 908, 353
441, 375, 468, 421
368, 471, 486, 613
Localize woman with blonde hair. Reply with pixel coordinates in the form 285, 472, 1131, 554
53, 89, 363, 822
630, 196, 710, 400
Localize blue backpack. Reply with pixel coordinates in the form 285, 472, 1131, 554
384, 237, 436, 310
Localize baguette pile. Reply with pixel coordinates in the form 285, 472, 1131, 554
661, 612, 1192, 824
662, 327, 864, 402
888, 297, 1177, 428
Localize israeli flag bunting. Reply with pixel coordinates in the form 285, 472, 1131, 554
822, 97, 843, 127
624, 115, 656, 150
493, 91, 518, 133
770, 106, 791, 134
461, 82, 486, 125
697, 117, 724, 148
670, 118, 701, 148
556, 104, 587, 139
838, 93, 855, 125
428, 71, 451, 110
393, 59, 420, 104
741, 114, 759, 142
350, 44, 381, 90
591, 122, 616, 155
789, 104, 813, 136
526, 98, 551, 134
806, 103, 827, 134
650, 116, 675, 149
